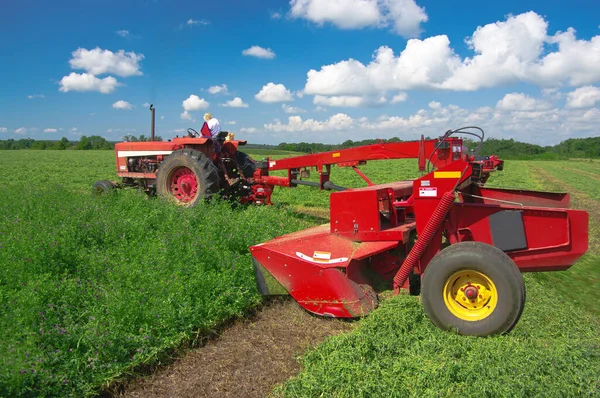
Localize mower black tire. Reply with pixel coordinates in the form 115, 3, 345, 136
421, 241, 525, 337
92, 180, 117, 196
235, 151, 256, 178
155, 148, 220, 207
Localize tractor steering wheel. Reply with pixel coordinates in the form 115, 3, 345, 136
187, 128, 199, 138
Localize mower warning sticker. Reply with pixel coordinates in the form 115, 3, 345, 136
419, 187, 438, 197
313, 251, 331, 260
296, 251, 348, 264
269, 161, 276, 168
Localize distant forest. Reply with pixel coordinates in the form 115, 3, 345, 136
253, 136, 600, 160
1, 134, 599, 159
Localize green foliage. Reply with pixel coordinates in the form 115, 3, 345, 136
277, 278, 600, 398
554, 136, 600, 158
75, 136, 113, 150
276, 137, 403, 153
0, 151, 312, 396
0, 136, 111, 150
0, 190, 311, 396
1, 150, 599, 397
466, 136, 600, 160
123, 135, 163, 142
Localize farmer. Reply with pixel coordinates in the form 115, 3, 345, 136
203, 113, 221, 138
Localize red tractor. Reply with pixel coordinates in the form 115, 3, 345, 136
96, 107, 589, 336
93, 105, 266, 206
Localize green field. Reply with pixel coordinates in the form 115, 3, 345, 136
1, 150, 599, 397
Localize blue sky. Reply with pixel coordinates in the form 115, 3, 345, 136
1, 0, 599, 145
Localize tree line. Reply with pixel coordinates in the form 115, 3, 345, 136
1, 135, 599, 159
272, 136, 600, 159
0, 134, 163, 150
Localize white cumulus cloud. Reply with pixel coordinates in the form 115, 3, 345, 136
313, 95, 386, 107
428, 101, 441, 109
496, 93, 552, 111
255, 83, 294, 103
27, 94, 45, 99
303, 12, 600, 96
182, 95, 209, 111
264, 113, 354, 132
15, 127, 27, 135
240, 127, 258, 133
391, 92, 408, 103
116, 30, 130, 37
44, 128, 58, 133
69, 47, 144, 77
187, 18, 210, 26
282, 104, 306, 113
256, 95, 600, 145
207, 84, 229, 95
59, 73, 119, 94
242, 46, 276, 59
181, 95, 209, 119
566, 86, 600, 108
289, 0, 428, 37
222, 97, 249, 108
112, 100, 133, 110
0, 127, 8, 133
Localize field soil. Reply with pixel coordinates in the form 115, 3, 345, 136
113, 298, 353, 398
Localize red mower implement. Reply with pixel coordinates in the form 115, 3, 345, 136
249, 127, 589, 336
96, 107, 589, 336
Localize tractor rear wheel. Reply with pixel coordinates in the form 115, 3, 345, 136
156, 149, 220, 207
421, 241, 525, 336
92, 180, 117, 196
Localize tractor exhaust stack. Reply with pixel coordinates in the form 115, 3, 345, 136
150, 104, 155, 141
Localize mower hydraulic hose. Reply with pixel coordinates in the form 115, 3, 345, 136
392, 190, 456, 290
290, 180, 347, 191
291, 179, 320, 188
323, 181, 346, 191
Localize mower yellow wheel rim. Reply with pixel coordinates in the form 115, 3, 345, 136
443, 270, 497, 321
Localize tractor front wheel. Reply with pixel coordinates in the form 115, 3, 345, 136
92, 180, 117, 196
156, 149, 220, 207
421, 241, 525, 336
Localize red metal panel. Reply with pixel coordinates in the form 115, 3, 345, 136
266, 140, 441, 171
250, 224, 403, 317
330, 189, 381, 236
466, 186, 571, 208
329, 182, 416, 241
116, 172, 157, 179
172, 137, 211, 146
253, 224, 401, 265
446, 203, 588, 271
115, 141, 180, 151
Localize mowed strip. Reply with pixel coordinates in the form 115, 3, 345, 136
118, 299, 353, 398
527, 163, 600, 316
561, 167, 600, 182
529, 164, 600, 253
